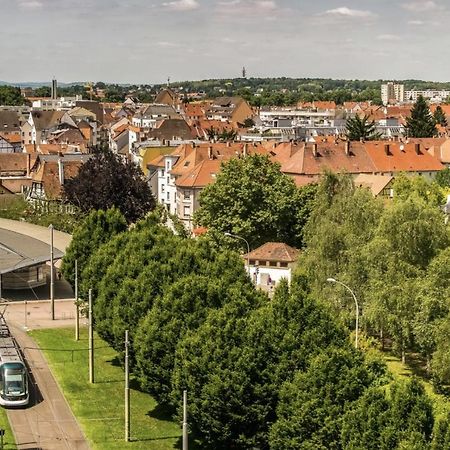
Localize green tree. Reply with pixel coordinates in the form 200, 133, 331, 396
194, 154, 317, 248
392, 174, 444, 207
171, 282, 347, 448
0, 86, 26, 106
433, 105, 448, 127
270, 348, 387, 450
345, 114, 381, 141
341, 378, 434, 450
406, 96, 437, 138
435, 167, 450, 188
63, 149, 155, 223
60, 208, 127, 290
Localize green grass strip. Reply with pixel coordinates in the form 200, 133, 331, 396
30, 327, 182, 450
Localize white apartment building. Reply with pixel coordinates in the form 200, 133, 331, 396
405, 90, 450, 103
381, 82, 405, 105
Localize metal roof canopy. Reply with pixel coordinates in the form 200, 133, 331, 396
0, 228, 64, 275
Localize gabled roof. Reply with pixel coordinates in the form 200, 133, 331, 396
31, 110, 65, 131
175, 159, 221, 188
244, 242, 299, 263
0, 133, 21, 144
147, 119, 195, 141
354, 174, 394, 196
0, 110, 21, 132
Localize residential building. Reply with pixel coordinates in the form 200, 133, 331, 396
244, 242, 299, 289
405, 90, 450, 103
381, 82, 405, 105
205, 97, 253, 124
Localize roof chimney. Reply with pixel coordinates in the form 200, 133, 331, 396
227, 141, 231, 147
208, 146, 213, 160
384, 144, 390, 156
312, 143, 318, 157
345, 141, 350, 156
243, 143, 248, 157
415, 143, 421, 155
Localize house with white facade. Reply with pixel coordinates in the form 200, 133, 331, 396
244, 242, 299, 290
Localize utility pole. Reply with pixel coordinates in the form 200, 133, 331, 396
125, 330, 130, 442
49, 224, 54, 320
182, 390, 188, 450
88, 289, 94, 383
74, 260, 79, 341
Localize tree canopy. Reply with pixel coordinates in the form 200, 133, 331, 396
406, 95, 438, 138
63, 149, 155, 223
345, 114, 381, 141
194, 154, 317, 249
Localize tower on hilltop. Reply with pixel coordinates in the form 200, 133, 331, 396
242, 66, 247, 79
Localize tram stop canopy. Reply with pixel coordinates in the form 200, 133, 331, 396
0, 228, 64, 289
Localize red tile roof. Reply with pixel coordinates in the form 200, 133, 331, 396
244, 242, 299, 263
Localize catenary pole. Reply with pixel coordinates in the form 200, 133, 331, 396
75, 260, 79, 341
182, 390, 188, 450
125, 330, 130, 442
89, 288, 94, 383
49, 224, 54, 320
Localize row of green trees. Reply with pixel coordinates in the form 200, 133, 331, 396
302, 172, 450, 387
62, 205, 450, 448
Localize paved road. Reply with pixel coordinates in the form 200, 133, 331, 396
0, 220, 89, 449
4, 300, 89, 450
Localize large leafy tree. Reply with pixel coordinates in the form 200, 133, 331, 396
194, 154, 317, 248
270, 348, 387, 450
60, 208, 127, 290
342, 378, 435, 450
171, 280, 347, 449
63, 149, 155, 223
345, 114, 381, 141
0, 86, 26, 106
406, 95, 438, 137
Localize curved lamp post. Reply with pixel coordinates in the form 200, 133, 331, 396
327, 277, 359, 349
224, 232, 250, 269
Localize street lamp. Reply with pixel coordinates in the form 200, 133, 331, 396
224, 232, 250, 269
327, 277, 359, 349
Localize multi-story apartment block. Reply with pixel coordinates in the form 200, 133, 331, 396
381, 82, 405, 105
405, 90, 450, 103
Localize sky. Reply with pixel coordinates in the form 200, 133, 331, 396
1, 0, 449, 84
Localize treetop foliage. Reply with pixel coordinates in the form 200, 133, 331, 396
194, 154, 317, 249
63, 149, 155, 224
406, 95, 438, 138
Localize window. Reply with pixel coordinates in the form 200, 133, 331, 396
167, 176, 170, 184
160, 169, 165, 177
184, 190, 191, 200
280, 262, 288, 268
184, 206, 191, 217
166, 192, 170, 201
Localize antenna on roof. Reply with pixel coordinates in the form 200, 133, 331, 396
167, 77, 171, 87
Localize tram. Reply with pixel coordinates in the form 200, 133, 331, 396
0, 316, 29, 407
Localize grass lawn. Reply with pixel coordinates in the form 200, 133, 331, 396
30, 328, 182, 450
0, 407, 16, 449
384, 351, 450, 420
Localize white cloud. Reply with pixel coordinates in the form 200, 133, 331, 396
324, 7, 375, 18
217, 0, 278, 14
156, 41, 181, 48
402, 1, 438, 12
408, 19, 425, 25
377, 34, 401, 41
162, 0, 199, 11
18, 0, 43, 9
